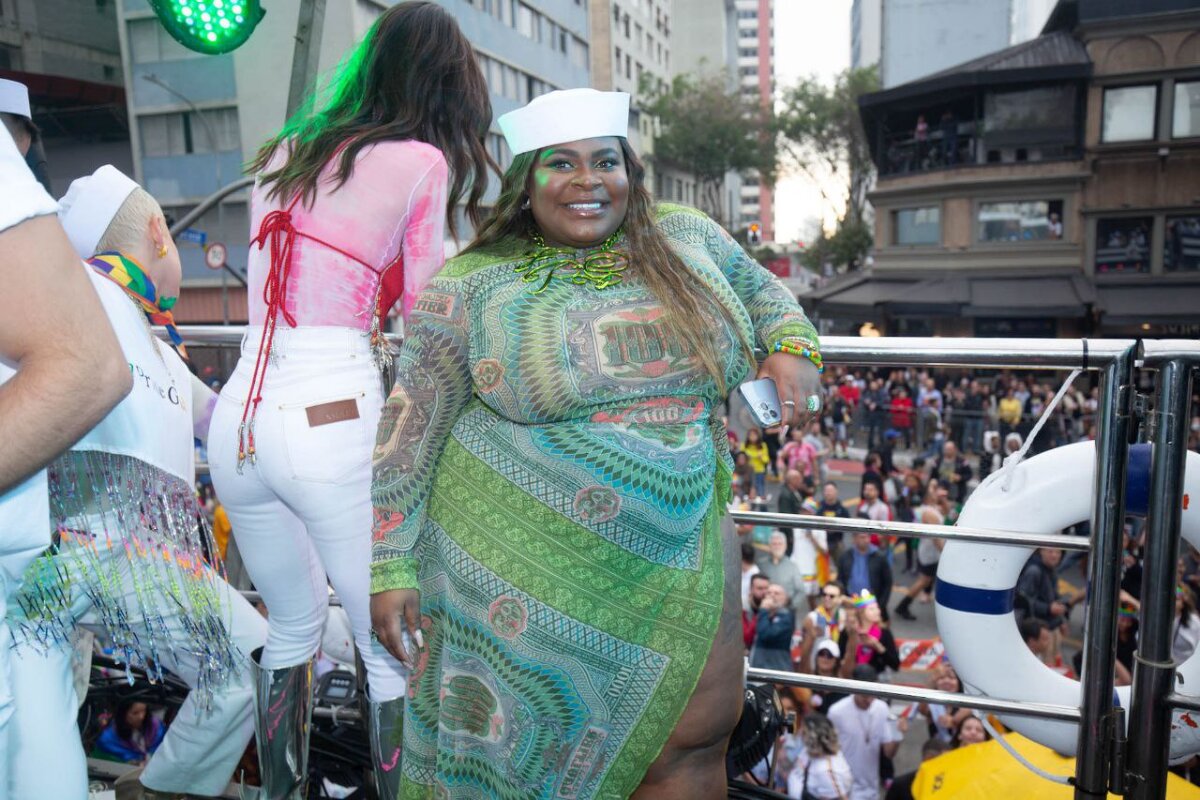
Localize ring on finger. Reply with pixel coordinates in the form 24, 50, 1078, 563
783, 400, 796, 407
806, 394, 822, 413
369, 628, 380, 641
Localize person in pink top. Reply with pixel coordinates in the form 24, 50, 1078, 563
777, 425, 818, 479
206, 4, 494, 796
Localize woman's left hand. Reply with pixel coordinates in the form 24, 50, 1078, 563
757, 352, 822, 429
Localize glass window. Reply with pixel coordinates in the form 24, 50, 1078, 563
570, 36, 588, 69
128, 17, 203, 61
1102, 85, 1157, 143
517, 4, 536, 38
977, 200, 1064, 242
1165, 216, 1200, 272
486, 57, 503, 94
1095, 217, 1152, 273
894, 207, 940, 245
1173, 81, 1200, 139
140, 113, 186, 157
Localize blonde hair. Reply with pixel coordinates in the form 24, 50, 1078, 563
95, 188, 164, 254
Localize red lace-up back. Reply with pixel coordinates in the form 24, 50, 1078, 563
236, 196, 398, 467
234, 140, 451, 468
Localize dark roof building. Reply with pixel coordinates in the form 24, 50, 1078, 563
807, 0, 1200, 339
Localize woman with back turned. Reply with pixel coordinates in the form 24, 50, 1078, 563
206, 4, 494, 796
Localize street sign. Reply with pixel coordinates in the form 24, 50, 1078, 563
205, 242, 227, 270
179, 228, 207, 246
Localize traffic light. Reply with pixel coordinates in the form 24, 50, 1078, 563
747, 222, 762, 247
150, 0, 266, 55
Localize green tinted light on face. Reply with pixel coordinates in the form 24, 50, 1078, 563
150, 0, 264, 54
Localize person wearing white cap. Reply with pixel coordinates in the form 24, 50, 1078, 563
0, 76, 51, 193
3, 164, 266, 800
0, 126, 131, 799
0, 77, 36, 157
368, 87, 823, 797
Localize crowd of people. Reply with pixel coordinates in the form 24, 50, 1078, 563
726, 363, 1200, 797
720, 362, 1200, 796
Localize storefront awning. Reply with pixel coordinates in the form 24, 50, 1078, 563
806, 270, 1095, 320
1097, 283, 1200, 326
968, 275, 1096, 318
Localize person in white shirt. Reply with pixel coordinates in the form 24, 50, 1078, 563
4, 165, 266, 799
827, 664, 902, 800
856, 482, 891, 523
0, 120, 130, 797
788, 713, 853, 800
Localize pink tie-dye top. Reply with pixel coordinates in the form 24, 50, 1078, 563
247, 139, 448, 328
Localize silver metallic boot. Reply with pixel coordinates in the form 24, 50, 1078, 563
368, 696, 405, 800
250, 647, 314, 800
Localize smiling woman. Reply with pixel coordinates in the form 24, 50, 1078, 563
368, 88, 824, 800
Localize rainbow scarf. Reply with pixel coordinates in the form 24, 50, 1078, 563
87, 252, 188, 360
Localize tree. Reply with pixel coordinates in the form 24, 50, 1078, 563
642, 73, 776, 228
778, 66, 879, 268
800, 220, 873, 273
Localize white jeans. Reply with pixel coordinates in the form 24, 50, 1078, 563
5, 544, 266, 798
209, 326, 407, 700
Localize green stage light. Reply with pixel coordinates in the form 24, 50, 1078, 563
150, 0, 265, 55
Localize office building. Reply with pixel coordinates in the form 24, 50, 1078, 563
734, 0, 774, 241
587, 0, 683, 198
809, 0, 1200, 338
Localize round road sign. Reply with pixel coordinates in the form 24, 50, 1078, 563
205, 242, 227, 270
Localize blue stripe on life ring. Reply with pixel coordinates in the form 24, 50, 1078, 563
936, 580, 1016, 615
1127, 443, 1151, 518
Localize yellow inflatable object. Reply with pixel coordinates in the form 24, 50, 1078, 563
912, 733, 1200, 799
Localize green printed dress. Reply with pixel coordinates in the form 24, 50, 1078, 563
370, 205, 818, 799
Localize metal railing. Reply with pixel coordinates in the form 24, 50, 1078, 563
175, 328, 1199, 800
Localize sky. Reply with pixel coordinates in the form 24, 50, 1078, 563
772, 0, 853, 244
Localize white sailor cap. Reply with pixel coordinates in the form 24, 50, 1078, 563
498, 89, 630, 156
57, 165, 141, 258
0, 78, 31, 120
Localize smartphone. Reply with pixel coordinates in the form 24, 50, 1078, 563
738, 377, 783, 428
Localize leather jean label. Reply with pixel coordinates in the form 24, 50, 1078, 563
305, 398, 360, 427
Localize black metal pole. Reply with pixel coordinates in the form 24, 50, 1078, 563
1075, 345, 1136, 799
1128, 359, 1194, 800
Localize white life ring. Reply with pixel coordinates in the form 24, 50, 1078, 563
936, 441, 1200, 763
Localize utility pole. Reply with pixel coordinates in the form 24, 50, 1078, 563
286, 0, 327, 119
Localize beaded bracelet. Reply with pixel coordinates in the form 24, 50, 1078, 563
772, 339, 824, 373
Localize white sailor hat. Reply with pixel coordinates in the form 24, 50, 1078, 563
0, 78, 31, 120
498, 88, 630, 156
58, 165, 141, 258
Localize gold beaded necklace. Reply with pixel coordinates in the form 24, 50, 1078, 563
513, 228, 629, 294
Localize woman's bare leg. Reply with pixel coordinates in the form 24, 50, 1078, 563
631, 527, 744, 800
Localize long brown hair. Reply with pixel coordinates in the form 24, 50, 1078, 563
248, 1, 495, 237
466, 139, 753, 393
